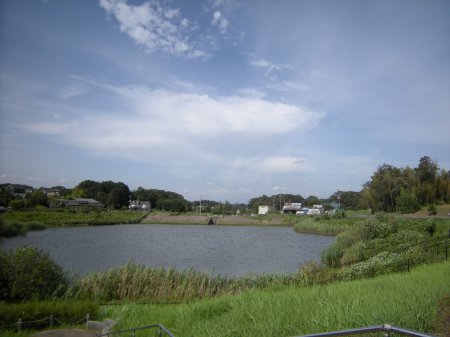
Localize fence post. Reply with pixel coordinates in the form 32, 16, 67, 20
49, 314, 54, 328
18, 319, 22, 332
86, 314, 90, 329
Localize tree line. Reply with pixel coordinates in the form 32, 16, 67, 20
362, 156, 449, 213
1, 155, 448, 213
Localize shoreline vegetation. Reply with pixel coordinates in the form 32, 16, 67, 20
2, 205, 449, 238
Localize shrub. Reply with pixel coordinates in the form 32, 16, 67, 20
321, 244, 344, 268
0, 218, 25, 237
428, 204, 437, 215
0, 247, 69, 302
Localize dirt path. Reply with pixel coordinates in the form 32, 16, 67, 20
30, 329, 100, 337
141, 213, 286, 226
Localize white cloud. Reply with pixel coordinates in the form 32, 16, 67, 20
21, 84, 324, 165
99, 0, 205, 58
211, 11, 228, 34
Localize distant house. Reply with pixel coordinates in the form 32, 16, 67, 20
44, 187, 66, 197
129, 200, 151, 211
55, 198, 104, 209
282, 202, 302, 214
2, 184, 34, 198
258, 205, 273, 215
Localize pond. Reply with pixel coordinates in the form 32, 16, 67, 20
0, 224, 334, 277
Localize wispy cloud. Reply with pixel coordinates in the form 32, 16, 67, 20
249, 56, 291, 77
211, 11, 228, 34
99, 0, 206, 58
248, 55, 307, 92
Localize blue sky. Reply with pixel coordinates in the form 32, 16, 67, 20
1, 0, 449, 203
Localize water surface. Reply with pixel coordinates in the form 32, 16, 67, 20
0, 224, 334, 277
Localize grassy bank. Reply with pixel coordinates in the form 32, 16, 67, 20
101, 261, 450, 337
0, 210, 147, 237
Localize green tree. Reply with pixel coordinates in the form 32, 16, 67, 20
395, 189, 420, 214
156, 199, 188, 212
363, 164, 403, 212
25, 190, 49, 208
0, 247, 69, 302
415, 156, 438, 205
107, 182, 130, 209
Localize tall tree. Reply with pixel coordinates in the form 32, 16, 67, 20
415, 156, 438, 205
363, 164, 403, 212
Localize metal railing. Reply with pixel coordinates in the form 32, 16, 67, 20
0, 314, 91, 333
295, 324, 437, 337
96, 323, 175, 337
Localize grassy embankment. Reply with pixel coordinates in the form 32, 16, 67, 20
0, 210, 147, 237
101, 261, 450, 337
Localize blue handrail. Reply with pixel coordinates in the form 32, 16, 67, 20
295, 324, 437, 337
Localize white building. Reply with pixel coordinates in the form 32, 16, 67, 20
258, 205, 273, 215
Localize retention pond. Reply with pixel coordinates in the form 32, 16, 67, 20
0, 224, 334, 277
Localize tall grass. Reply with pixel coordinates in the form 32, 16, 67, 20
75, 264, 306, 303
101, 261, 450, 337
292, 216, 357, 235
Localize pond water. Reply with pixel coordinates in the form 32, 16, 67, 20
0, 224, 334, 277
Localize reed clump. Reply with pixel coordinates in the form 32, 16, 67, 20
75, 264, 303, 302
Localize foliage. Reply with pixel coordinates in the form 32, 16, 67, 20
320, 215, 448, 270
0, 247, 69, 302
428, 204, 437, 215
156, 198, 189, 212
396, 189, 421, 213
0, 300, 99, 329
24, 190, 49, 208
132, 187, 189, 212
71, 180, 131, 209
291, 215, 356, 235
0, 216, 26, 237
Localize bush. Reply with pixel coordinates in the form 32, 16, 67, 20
0, 218, 25, 237
428, 204, 437, 215
0, 247, 69, 302
321, 244, 344, 268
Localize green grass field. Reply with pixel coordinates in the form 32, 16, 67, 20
101, 261, 450, 337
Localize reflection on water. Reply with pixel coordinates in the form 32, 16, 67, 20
0, 224, 334, 277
